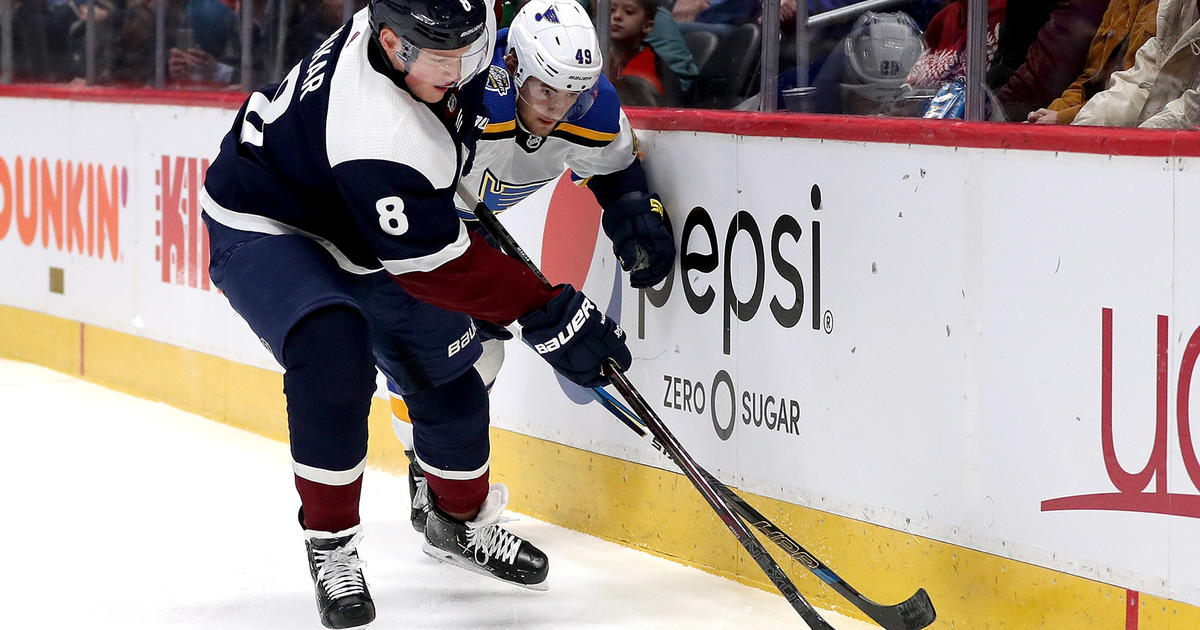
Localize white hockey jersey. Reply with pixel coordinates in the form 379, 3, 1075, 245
457, 30, 639, 219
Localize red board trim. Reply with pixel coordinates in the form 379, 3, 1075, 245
3, 83, 1199, 156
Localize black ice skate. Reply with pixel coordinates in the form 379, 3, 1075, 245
304, 525, 376, 629
422, 483, 549, 591
405, 450, 431, 533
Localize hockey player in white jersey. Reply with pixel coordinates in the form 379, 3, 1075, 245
392, 0, 675, 533
200, 0, 634, 627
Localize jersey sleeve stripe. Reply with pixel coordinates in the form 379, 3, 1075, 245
554, 122, 619, 142
484, 120, 516, 134
199, 187, 382, 275
379, 220, 472, 275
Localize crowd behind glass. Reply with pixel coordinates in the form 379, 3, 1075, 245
1, 0, 1190, 127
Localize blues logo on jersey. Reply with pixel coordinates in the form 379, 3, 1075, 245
466, 170, 556, 216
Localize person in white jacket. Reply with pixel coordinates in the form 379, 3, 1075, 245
1072, 0, 1200, 128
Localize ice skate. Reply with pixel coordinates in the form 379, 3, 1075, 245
304, 525, 375, 629
422, 483, 549, 590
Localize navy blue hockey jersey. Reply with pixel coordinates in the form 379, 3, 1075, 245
202, 9, 490, 275
201, 9, 557, 322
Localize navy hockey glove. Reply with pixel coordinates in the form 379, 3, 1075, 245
601, 193, 676, 289
518, 285, 632, 388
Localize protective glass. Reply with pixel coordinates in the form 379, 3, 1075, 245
516, 76, 598, 123
396, 37, 491, 88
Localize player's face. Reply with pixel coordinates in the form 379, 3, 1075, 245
516, 76, 584, 136
401, 45, 475, 102
380, 28, 480, 103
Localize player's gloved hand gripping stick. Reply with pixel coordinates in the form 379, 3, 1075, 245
458, 182, 936, 630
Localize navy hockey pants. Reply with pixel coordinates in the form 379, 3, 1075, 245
204, 216, 491, 527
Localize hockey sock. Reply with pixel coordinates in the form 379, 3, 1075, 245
405, 368, 492, 516
283, 306, 376, 532
295, 474, 364, 533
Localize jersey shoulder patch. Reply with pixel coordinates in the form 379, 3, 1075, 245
482, 63, 518, 140
550, 75, 622, 148
482, 35, 517, 140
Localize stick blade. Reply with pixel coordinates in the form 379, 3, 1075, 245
878, 588, 936, 630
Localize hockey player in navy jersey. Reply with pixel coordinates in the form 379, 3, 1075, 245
391, 0, 675, 531
199, 0, 632, 626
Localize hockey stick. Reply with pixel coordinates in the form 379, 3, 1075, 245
587, 386, 936, 630
455, 184, 935, 630
457, 183, 836, 629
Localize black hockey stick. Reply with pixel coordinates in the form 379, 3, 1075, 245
589, 387, 936, 630
457, 183, 836, 629
456, 184, 935, 630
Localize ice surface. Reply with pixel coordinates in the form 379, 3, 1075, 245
0, 358, 875, 630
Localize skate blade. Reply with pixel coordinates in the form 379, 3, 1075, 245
421, 543, 549, 592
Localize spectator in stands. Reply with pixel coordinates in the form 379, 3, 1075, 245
1026, 0, 1157, 124
106, 0, 166, 85
168, 0, 270, 87
641, 2, 697, 93
69, 0, 192, 86
985, 0, 1106, 122
575, 0, 698, 98
1071, 0, 1198, 127
168, 0, 237, 85
672, 0, 822, 34
608, 0, 682, 104
905, 0, 1008, 90
284, 0, 357, 71
10, 0, 52, 81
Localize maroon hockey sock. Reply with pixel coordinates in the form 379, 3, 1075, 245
425, 470, 490, 517
295, 474, 363, 532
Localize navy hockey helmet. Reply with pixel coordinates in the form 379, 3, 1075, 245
369, 0, 496, 87
369, 0, 485, 50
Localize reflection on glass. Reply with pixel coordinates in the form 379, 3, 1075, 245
0, 0, 1179, 126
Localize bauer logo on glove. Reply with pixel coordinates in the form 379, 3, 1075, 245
533, 295, 599, 353
519, 285, 631, 388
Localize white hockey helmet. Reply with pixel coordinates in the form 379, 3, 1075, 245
506, 0, 603, 93
839, 11, 925, 114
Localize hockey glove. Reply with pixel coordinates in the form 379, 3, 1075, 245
601, 193, 676, 289
518, 285, 632, 388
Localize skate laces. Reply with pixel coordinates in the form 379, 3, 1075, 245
466, 517, 523, 566
314, 533, 368, 600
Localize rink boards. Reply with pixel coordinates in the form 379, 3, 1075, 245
2, 88, 1200, 629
